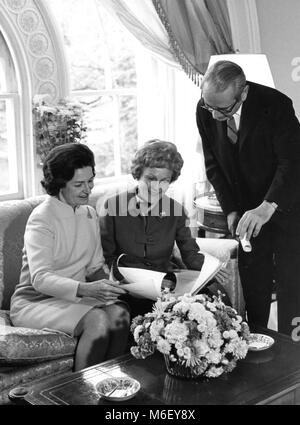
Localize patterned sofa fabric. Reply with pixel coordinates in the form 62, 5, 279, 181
0, 310, 76, 365
0, 196, 46, 310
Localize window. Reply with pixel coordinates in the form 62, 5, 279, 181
47, 0, 138, 182
0, 33, 22, 199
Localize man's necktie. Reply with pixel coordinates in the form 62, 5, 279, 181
227, 117, 238, 144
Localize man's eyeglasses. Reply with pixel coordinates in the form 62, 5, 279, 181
199, 88, 245, 116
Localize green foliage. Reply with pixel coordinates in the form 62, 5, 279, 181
33, 96, 87, 163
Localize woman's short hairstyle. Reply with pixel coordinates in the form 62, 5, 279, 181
41, 143, 95, 196
201, 60, 246, 94
131, 139, 184, 183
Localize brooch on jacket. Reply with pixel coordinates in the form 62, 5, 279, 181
159, 211, 167, 218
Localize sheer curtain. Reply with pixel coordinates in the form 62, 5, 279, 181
98, 0, 179, 68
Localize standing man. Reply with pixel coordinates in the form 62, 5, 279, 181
196, 60, 300, 336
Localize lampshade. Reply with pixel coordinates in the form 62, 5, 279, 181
207, 54, 275, 88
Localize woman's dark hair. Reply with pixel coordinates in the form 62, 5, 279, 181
41, 143, 95, 196
131, 139, 183, 183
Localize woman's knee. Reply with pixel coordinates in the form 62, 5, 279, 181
105, 304, 130, 330
75, 308, 110, 338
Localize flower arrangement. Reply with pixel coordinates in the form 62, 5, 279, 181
130, 291, 250, 379
33, 95, 87, 163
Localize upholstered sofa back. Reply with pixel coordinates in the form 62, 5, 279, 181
0, 196, 46, 310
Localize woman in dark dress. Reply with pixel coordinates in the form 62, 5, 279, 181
100, 140, 229, 317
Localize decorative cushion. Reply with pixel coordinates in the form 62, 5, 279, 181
0, 196, 45, 310
0, 323, 77, 365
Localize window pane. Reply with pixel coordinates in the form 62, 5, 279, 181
0, 99, 18, 195
75, 94, 115, 179
48, 0, 137, 91
0, 100, 9, 193
119, 95, 138, 174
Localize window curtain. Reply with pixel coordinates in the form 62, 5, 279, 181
98, 0, 234, 83
152, 0, 234, 84
97, 0, 180, 69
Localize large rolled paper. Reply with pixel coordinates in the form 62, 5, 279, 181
240, 235, 252, 252
112, 252, 223, 300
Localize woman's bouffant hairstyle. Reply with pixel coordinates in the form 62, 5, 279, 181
41, 143, 95, 196
131, 139, 184, 183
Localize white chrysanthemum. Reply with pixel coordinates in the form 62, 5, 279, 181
157, 338, 171, 355
232, 320, 242, 332
206, 366, 224, 378
194, 294, 206, 302
206, 349, 222, 364
207, 328, 223, 349
197, 319, 207, 333
164, 321, 189, 344
175, 341, 183, 350
149, 320, 164, 341
223, 331, 230, 339
206, 301, 217, 312
193, 340, 210, 357
231, 339, 248, 359
187, 303, 209, 323
224, 342, 234, 354
173, 301, 191, 315
205, 315, 218, 331
228, 329, 238, 339
177, 348, 184, 357
183, 346, 192, 360
133, 325, 143, 342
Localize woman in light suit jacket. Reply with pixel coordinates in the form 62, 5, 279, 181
10, 143, 129, 371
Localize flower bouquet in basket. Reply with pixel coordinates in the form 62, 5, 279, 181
130, 291, 250, 379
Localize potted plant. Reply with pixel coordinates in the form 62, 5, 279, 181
32, 95, 87, 164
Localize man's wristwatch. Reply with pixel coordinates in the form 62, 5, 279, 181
267, 201, 278, 211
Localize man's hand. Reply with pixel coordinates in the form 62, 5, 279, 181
227, 211, 240, 237
236, 201, 276, 240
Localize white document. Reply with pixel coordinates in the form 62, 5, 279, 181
116, 252, 222, 301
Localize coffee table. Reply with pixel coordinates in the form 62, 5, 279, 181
22, 328, 300, 405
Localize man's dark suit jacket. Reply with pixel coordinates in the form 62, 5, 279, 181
196, 81, 300, 231
99, 189, 204, 272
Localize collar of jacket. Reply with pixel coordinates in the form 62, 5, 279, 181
122, 188, 169, 219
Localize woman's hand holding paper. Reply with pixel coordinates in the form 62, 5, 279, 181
77, 280, 127, 303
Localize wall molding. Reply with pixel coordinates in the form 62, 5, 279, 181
0, 0, 69, 196
227, 0, 261, 53
0, 0, 69, 102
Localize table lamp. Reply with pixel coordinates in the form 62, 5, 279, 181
207, 53, 275, 88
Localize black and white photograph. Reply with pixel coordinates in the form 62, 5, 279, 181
0, 0, 300, 412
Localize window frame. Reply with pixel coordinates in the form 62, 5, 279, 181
71, 87, 138, 183
0, 91, 24, 201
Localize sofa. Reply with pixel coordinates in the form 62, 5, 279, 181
0, 191, 244, 404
